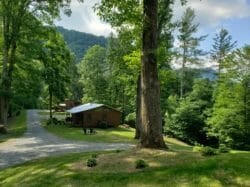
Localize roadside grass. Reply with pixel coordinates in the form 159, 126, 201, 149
0, 148, 249, 187
38, 111, 66, 116
44, 123, 137, 143
41, 119, 193, 149
38, 111, 67, 120
0, 111, 26, 143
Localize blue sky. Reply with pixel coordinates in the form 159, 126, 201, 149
56, 0, 250, 52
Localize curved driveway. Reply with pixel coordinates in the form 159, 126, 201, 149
0, 110, 133, 169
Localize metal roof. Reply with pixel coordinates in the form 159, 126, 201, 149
67, 103, 104, 114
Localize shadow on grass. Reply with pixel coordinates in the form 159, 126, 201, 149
1, 150, 249, 187
0, 111, 26, 143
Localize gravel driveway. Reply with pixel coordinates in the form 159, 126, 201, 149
0, 110, 133, 169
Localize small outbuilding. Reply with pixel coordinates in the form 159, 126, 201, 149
67, 103, 121, 128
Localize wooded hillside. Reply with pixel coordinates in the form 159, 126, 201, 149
57, 26, 107, 63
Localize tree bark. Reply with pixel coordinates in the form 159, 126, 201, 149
135, 74, 142, 139
49, 88, 53, 120
139, 0, 167, 149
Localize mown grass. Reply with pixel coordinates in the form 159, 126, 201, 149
0, 111, 27, 143
44, 124, 137, 143
42, 117, 193, 150
0, 148, 249, 187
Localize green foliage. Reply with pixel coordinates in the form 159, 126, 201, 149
208, 45, 250, 150
87, 158, 97, 167
0, 125, 7, 134
200, 146, 218, 156
91, 154, 98, 158
40, 30, 72, 118
192, 144, 203, 152
211, 28, 237, 74
218, 144, 230, 153
78, 45, 108, 103
125, 112, 136, 127
57, 26, 107, 63
105, 32, 138, 119
46, 118, 56, 125
135, 159, 148, 169
176, 7, 206, 97
97, 121, 109, 129
165, 79, 214, 145
0, 111, 26, 143
0, 0, 82, 124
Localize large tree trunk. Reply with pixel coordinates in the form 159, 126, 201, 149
0, 15, 10, 126
1, 45, 17, 125
0, 47, 9, 126
0, 6, 19, 126
139, 0, 166, 149
49, 88, 53, 120
135, 74, 142, 139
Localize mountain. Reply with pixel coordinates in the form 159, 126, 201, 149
57, 26, 107, 63
199, 68, 217, 80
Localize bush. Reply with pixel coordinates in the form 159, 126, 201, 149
87, 158, 97, 167
125, 113, 136, 128
46, 117, 59, 125
91, 154, 98, 158
135, 159, 148, 169
200, 146, 217, 156
193, 145, 203, 152
0, 125, 7, 134
97, 120, 109, 129
218, 144, 230, 153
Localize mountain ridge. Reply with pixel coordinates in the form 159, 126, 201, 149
57, 26, 107, 63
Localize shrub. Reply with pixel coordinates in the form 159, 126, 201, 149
91, 154, 98, 158
218, 144, 230, 153
200, 146, 217, 156
0, 125, 7, 134
135, 159, 148, 169
46, 117, 59, 125
97, 121, 109, 129
87, 158, 97, 167
193, 145, 203, 152
125, 113, 136, 128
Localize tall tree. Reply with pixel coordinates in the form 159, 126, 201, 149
177, 7, 206, 98
40, 31, 72, 120
78, 45, 108, 104
139, 0, 166, 148
0, 0, 83, 126
211, 28, 237, 76
165, 79, 213, 145
208, 46, 250, 150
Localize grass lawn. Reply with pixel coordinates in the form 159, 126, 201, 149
0, 147, 249, 187
0, 111, 27, 143
44, 124, 137, 143
39, 110, 137, 143
42, 119, 195, 149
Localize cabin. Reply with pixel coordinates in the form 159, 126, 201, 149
67, 103, 121, 128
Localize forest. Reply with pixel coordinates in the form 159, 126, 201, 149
0, 0, 250, 151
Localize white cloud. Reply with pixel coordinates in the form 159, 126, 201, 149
173, 0, 250, 27
55, 0, 113, 36
55, 0, 250, 37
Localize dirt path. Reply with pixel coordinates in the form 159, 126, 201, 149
0, 110, 133, 169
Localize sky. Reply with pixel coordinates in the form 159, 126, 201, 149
55, 0, 250, 52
